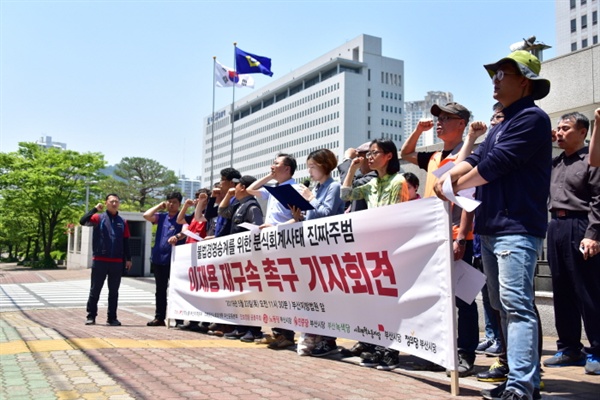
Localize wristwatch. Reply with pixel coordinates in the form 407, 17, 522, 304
455, 239, 467, 246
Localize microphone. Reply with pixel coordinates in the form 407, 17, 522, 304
303, 180, 311, 188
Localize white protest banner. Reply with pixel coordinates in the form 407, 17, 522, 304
168, 197, 457, 369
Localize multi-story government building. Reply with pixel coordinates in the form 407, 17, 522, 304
556, 0, 599, 55
202, 34, 404, 186
403, 91, 454, 147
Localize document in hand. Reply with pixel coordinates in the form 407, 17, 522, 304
264, 184, 315, 211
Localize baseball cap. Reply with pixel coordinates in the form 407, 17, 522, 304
356, 141, 371, 153
231, 175, 257, 188
431, 102, 471, 124
483, 50, 550, 100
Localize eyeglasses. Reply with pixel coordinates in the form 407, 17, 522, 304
366, 150, 383, 158
437, 115, 462, 123
492, 70, 520, 82
491, 114, 505, 121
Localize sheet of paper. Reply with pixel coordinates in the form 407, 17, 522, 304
454, 259, 486, 305
432, 161, 455, 178
183, 230, 203, 241
442, 176, 481, 212
238, 222, 261, 234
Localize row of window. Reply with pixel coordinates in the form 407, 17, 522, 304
382, 119, 402, 128
381, 71, 402, 86
381, 91, 402, 101
206, 85, 340, 145
204, 120, 341, 172
206, 81, 341, 136
381, 104, 403, 114
205, 123, 341, 170
570, 11, 598, 32
571, 0, 596, 9
571, 35, 599, 51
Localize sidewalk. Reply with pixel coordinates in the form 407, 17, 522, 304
1, 265, 598, 399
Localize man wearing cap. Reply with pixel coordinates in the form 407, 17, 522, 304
544, 112, 600, 375
401, 102, 479, 377
435, 50, 552, 400
337, 142, 378, 212
218, 175, 266, 342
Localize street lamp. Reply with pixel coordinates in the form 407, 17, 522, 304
85, 181, 98, 212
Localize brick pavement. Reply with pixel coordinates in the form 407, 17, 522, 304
1, 265, 598, 399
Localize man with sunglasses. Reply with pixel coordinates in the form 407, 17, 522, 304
435, 50, 551, 400
401, 102, 479, 377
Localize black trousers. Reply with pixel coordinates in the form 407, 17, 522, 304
87, 260, 122, 320
548, 216, 600, 356
153, 262, 171, 320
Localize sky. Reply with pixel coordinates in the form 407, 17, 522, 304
0, 0, 558, 180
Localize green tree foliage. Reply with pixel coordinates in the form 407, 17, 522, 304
0, 143, 105, 266
112, 157, 178, 211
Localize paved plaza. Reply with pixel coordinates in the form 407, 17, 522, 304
1, 264, 598, 399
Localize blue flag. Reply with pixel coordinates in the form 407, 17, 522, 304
235, 47, 273, 77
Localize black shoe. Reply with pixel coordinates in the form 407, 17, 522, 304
85, 317, 95, 325
477, 359, 509, 382
341, 342, 372, 357
446, 352, 475, 377
224, 329, 247, 340
147, 319, 166, 327
481, 382, 541, 400
107, 319, 121, 326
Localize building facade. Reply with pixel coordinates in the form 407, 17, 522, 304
556, 0, 599, 55
35, 135, 66, 150
403, 91, 454, 147
178, 176, 202, 200
202, 34, 404, 185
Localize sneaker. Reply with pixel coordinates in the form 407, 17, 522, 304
499, 390, 526, 400
543, 350, 586, 367
585, 354, 600, 375
477, 359, 509, 382
85, 317, 95, 325
340, 341, 372, 358
187, 323, 208, 333
376, 349, 400, 371
107, 319, 121, 326
359, 347, 384, 367
476, 338, 494, 354
240, 330, 263, 343
223, 329, 247, 340
481, 382, 541, 400
484, 341, 503, 357
146, 319, 166, 327
267, 335, 294, 350
311, 340, 338, 357
446, 352, 474, 377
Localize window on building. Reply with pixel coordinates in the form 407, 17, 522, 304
368, 69, 371, 81
368, 88, 371, 97
593, 35, 598, 45
582, 38, 588, 48
368, 117, 371, 125
571, 18, 577, 32
593, 11, 597, 25
368, 103, 371, 111
582, 15, 588, 29
570, 0, 576, 8
581, 0, 586, 5
572, 42, 578, 51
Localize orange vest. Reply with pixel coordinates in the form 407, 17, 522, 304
424, 147, 473, 240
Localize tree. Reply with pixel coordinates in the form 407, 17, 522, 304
112, 157, 178, 211
0, 143, 105, 266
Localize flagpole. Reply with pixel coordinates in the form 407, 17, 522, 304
230, 42, 237, 166
210, 56, 217, 187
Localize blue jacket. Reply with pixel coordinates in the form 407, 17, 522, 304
80, 209, 130, 262
465, 96, 552, 238
151, 212, 182, 266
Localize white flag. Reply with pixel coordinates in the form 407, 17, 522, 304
214, 60, 254, 88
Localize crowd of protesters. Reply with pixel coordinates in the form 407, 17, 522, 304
82, 50, 599, 400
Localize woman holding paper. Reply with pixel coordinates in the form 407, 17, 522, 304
340, 139, 409, 371
290, 148, 345, 358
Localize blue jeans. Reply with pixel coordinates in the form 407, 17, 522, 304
481, 234, 541, 398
